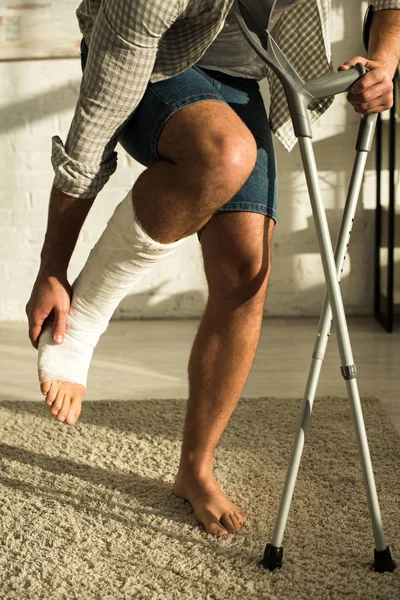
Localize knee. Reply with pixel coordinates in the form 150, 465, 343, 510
235, 258, 271, 307
220, 133, 258, 185
215, 134, 258, 194
209, 253, 271, 308
192, 131, 258, 211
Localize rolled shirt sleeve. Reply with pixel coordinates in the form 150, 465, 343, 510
52, 0, 181, 199
370, 0, 400, 9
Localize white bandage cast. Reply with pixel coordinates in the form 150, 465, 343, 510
38, 188, 186, 387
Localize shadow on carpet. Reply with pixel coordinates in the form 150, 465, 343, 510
1, 395, 399, 600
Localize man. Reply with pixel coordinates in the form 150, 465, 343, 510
26, 0, 400, 537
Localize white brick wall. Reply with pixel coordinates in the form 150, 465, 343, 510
0, 1, 393, 320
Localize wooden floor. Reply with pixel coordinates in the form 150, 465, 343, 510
1, 317, 399, 434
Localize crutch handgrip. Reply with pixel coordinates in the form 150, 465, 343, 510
305, 63, 367, 100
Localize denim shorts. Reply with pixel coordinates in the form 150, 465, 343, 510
80, 38, 277, 241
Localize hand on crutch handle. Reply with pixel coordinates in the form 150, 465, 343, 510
304, 62, 367, 100
338, 3, 399, 116
338, 57, 395, 116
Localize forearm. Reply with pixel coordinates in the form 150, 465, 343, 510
369, 9, 400, 75
338, 5, 400, 113
52, 0, 178, 199
39, 183, 96, 274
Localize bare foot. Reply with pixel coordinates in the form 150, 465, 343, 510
37, 322, 92, 426
172, 468, 247, 536
40, 380, 85, 426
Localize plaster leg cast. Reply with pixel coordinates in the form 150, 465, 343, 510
38, 188, 186, 424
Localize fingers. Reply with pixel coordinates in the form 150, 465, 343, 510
339, 56, 394, 115
52, 307, 68, 344
347, 80, 393, 114
353, 100, 392, 115
350, 69, 392, 97
352, 92, 393, 114
30, 324, 43, 349
27, 304, 68, 347
348, 79, 390, 104
25, 273, 72, 349
338, 56, 368, 72
27, 310, 45, 349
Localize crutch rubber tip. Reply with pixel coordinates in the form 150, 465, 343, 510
373, 546, 397, 573
261, 543, 283, 571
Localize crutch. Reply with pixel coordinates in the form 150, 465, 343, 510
234, 0, 398, 573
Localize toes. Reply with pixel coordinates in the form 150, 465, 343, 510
212, 525, 229, 537
57, 396, 71, 423
208, 521, 229, 537
220, 512, 240, 533
200, 509, 228, 537
51, 391, 64, 416
231, 512, 245, 530
235, 511, 247, 525
40, 381, 51, 395
44, 382, 83, 426
45, 382, 59, 406
65, 396, 82, 426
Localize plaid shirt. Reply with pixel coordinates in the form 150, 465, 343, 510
52, 0, 400, 199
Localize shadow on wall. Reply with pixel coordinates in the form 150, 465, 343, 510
114, 283, 207, 319
1, 82, 80, 138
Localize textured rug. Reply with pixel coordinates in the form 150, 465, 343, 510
1, 395, 399, 600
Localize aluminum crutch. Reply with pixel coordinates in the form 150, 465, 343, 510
235, 0, 397, 573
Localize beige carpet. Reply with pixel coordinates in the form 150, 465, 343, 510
1, 395, 399, 600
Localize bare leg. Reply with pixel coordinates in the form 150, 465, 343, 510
40, 99, 257, 426
173, 212, 274, 536
132, 100, 258, 243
